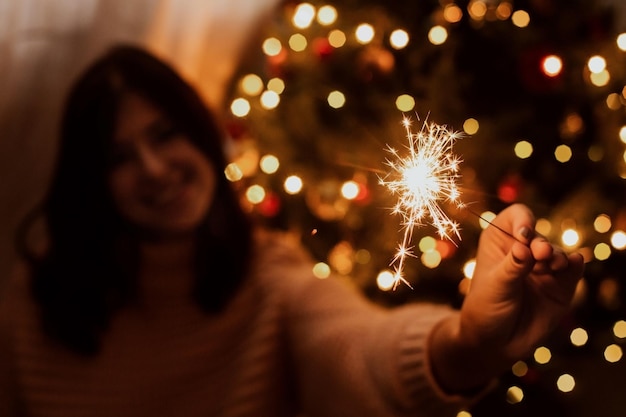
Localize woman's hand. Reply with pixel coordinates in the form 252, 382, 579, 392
429, 204, 585, 394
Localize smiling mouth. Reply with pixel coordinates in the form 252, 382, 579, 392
143, 183, 189, 209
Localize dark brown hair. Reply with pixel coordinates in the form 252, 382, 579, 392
16, 44, 253, 354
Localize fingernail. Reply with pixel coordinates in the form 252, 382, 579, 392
512, 253, 523, 265
519, 227, 531, 240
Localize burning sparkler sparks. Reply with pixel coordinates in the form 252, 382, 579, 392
379, 115, 465, 289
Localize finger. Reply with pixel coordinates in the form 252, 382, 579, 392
550, 252, 585, 300
561, 252, 585, 282
549, 248, 570, 271
506, 241, 535, 280
529, 237, 553, 262
507, 204, 536, 245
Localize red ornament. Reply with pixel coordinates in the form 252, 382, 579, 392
257, 191, 282, 217
436, 239, 457, 259
266, 48, 289, 78
313, 37, 334, 61
519, 46, 562, 92
353, 182, 371, 205
497, 174, 522, 203
224, 119, 249, 141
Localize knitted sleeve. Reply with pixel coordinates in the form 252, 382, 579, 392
256, 232, 479, 417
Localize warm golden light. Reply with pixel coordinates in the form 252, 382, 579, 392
419, 236, 436, 252
428, 25, 448, 45
557, 374, 575, 392
594, 243, 611, 261
292, 2, 316, 29
289, 33, 308, 52
341, 180, 359, 200
260, 90, 280, 109
317, 5, 337, 26
478, 211, 496, 229
456, 411, 472, 417
267, 78, 285, 94
542, 55, 563, 77
355, 23, 375, 44
230, 97, 251, 117
506, 386, 524, 404
570, 327, 589, 346
588, 55, 607, 73
246, 184, 266, 204
312, 262, 331, 279
561, 228, 580, 247
607, 93, 622, 110
327, 90, 346, 108
224, 162, 243, 182
613, 320, 626, 338
562, 113, 584, 136
355, 249, 371, 264
328, 29, 347, 47
463, 118, 479, 135
534, 346, 552, 364
260, 154, 280, 174
535, 218, 552, 236
421, 249, 442, 268
262, 37, 282, 56
554, 144, 572, 162
284, 175, 304, 194
610, 230, 626, 249
468, 0, 487, 20
604, 344, 623, 363
240, 74, 264, 96
587, 145, 604, 162
395, 94, 415, 112
511, 10, 530, 27
511, 361, 528, 377
590, 70, 610, 87
463, 259, 476, 279
376, 270, 396, 291
444, 4, 463, 23
514, 140, 533, 159
496, 2, 513, 20
390, 29, 410, 49
619, 126, 626, 143
618, 33, 626, 51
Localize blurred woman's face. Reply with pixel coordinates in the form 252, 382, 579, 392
108, 93, 216, 238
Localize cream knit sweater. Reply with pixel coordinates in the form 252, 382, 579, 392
0, 231, 470, 417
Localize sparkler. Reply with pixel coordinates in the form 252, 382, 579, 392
379, 115, 465, 289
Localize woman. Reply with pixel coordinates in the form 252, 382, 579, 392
0, 44, 584, 416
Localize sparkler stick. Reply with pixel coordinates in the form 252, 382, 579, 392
465, 206, 525, 243
379, 115, 465, 289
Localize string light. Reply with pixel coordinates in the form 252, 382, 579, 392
511, 10, 530, 27
292, 2, 316, 29
557, 374, 575, 392
355, 23, 375, 44
284, 175, 304, 194
395, 94, 415, 112
389, 29, 410, 49
312, 262, 331, 279
428, 25, 448, 45
230, 97, 251, 117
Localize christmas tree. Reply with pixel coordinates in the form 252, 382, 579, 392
224, 0, 626, 415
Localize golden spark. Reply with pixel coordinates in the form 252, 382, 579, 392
379, 116, 465, 288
